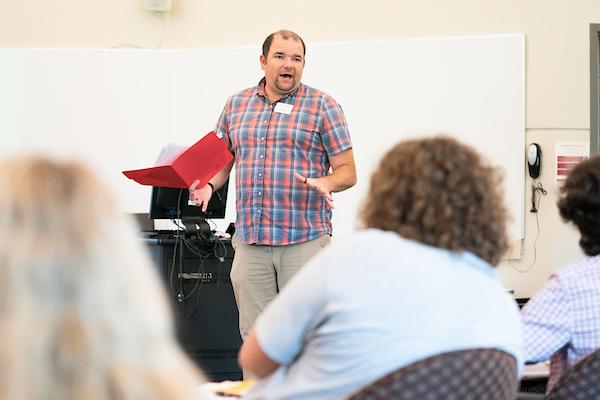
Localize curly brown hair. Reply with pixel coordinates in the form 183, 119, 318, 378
557, 155, 600, 256
360, 136, 509, 265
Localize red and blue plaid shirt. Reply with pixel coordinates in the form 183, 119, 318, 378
216, 79, 352, 245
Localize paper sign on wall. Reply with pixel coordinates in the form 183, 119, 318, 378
555, 142, 590, 182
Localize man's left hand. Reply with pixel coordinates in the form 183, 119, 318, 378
294, 172, 334, 209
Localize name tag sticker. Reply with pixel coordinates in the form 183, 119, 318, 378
274, 102, 293, 115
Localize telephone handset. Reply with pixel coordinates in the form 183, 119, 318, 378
527, 143, 541, 179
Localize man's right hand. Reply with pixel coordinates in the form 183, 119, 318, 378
189, 180, 213, 212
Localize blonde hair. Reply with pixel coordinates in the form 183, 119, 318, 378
0, 156, 204, 399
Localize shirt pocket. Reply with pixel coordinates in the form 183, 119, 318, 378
290, 111, 323, 152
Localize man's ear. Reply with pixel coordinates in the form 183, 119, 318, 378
260, 54, 266, 70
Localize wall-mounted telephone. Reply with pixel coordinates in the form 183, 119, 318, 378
527, 143, 541, 179
527, 143, 546, 212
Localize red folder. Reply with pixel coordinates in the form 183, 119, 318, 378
123, 131, 233, 189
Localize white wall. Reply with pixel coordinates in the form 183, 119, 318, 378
497, 131, 587, 297
1, 0, 598, 297
1, 37, 524, 242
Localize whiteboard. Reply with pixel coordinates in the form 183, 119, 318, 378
0, 34, 524, 239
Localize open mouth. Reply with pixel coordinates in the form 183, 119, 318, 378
280, 73, 293, 79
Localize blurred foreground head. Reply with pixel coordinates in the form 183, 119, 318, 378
0, 155, 203, 399
361, 136, 509, 266
557, 155, 600, 256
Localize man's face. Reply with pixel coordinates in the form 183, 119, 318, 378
260, 35, 305, 102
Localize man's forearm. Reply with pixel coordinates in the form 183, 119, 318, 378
326, 163, 357, 193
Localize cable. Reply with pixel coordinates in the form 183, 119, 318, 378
165, 191, 230, 318
174, 189, 185, 302
182, 238, 208, 319
206, 218, 218, 232
169, 230, 178, 293
110, 11, 166, 49
170, 218, 185, 231
181, 239, 206, 295
509, 212, 541, 273
530, 180, 548, 213
509, 179, 547, 273
180, 235, 232, 319
213, 236, 227, 262
182, 237, 227, 319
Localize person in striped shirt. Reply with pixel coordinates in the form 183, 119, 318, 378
521, 155, 600, 392
190, 29, 356, 339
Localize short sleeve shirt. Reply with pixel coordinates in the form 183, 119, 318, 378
216, 79, 352, 245
246, 229, 523, 400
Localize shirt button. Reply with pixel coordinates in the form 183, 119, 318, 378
263, 120, 267, 124
258, 173, 262, 177
261, 137, 265, 140
259, 154, 264, 158
258, 192, 262, 196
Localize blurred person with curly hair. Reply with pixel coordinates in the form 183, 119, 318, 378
0, 155, 206, 399
237, 136, 522, 400
522, 155, 600, 393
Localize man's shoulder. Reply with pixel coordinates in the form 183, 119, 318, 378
299, 83, 338, 103
228, 85, 258, 100
556, 255, 600, 285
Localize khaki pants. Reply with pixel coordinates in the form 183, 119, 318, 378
230, 234, 331, 339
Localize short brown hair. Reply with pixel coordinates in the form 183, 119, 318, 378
262, 29, 306, 57
557, 155, 600, 256
360, 136, 509, 265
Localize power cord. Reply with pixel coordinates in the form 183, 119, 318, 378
110, 11, 166, 49
174, 189, 185, 302
509, 179, 547, 273
530, 180, 548, 213
166, 195, 230, 318
182, 236, 229, 319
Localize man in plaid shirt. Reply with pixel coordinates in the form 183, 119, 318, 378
521, 155, 600, 393
190, 29, 356, 338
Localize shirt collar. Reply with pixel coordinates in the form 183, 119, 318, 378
459, 251, 497, 279
255, 78, 303, 104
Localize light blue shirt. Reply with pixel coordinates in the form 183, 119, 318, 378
247, 229, 523, 400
